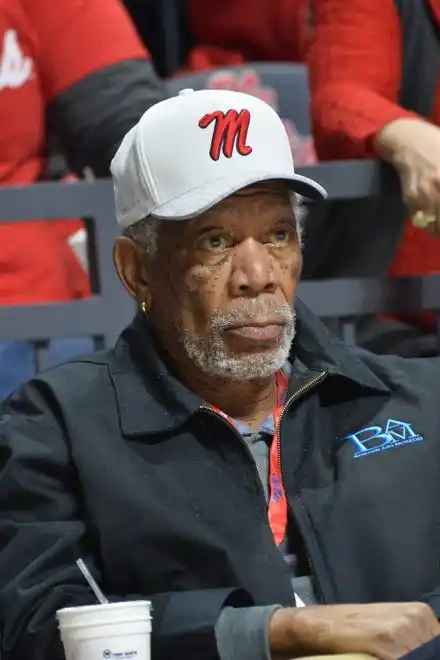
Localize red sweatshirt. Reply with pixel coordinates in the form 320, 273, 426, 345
185, 0, 310, 71
0, 0, 146, 305
307, 0, 440, 294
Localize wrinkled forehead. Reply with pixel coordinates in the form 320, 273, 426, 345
236, 180, 291, 196
192, 181, 296, 226
155, 181, 299, 246
233, 180, 295, 204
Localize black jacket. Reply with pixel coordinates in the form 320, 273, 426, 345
1, 300, 440, 660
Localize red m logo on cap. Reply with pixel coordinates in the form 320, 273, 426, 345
198, 109, 253, 161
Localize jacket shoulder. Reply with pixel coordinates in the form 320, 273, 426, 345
353, 345, 440, 392
0, 351, 115, 429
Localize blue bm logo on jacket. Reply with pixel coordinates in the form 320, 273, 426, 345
346, 419, 424, 458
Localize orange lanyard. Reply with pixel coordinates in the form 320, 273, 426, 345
210, 370, 289, 546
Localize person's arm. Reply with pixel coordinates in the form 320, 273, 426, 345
23, 0, 166, 176
0, 381, 252, 660
307, 0, 419, 160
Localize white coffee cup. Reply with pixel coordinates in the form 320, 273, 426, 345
57, 600, 152, 660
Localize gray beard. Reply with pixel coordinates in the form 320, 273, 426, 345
177, 299, 295, 381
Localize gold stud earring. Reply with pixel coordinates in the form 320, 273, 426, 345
141, 291, 152, 314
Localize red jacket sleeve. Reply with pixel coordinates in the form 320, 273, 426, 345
23, 0, 148, 102
307, 0, 419, 160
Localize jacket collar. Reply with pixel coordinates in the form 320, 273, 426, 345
109, 299, 389, 437
292, 299, 390, 391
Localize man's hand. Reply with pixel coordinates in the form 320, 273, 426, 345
268, 602, 440, 660
374, 118, 440, 236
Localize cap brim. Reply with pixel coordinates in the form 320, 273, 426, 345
150, 169, 326, 221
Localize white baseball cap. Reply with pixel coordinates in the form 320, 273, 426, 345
111, 88, 326, 228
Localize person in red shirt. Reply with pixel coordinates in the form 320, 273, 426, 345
307, 0, 440, 333
0, 0, 164, 399
184, 0, 311, 71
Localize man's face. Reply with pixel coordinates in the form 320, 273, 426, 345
147, 182, 302, 380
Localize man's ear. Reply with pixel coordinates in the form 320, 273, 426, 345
113, 237, 151, 305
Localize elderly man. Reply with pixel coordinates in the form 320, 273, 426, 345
1, 89, 440, 660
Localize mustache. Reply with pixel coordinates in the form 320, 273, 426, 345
210, 299, 294, 332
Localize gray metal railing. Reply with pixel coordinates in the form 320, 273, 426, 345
0, 160, 438, 358
0, 179, 133, 363
298, 159, 402, 200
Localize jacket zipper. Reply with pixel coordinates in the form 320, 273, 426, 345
201, 370, 330, 598
199, 405, 269, 506
200, 371, 327, 493
276, 369, 331, 602
276, 370, 328, 475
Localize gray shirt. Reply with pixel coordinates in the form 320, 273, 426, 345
245, 428, 318, 607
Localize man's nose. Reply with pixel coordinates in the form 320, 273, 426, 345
229, 239, 277, 297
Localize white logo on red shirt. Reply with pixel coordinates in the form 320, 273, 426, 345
0, 29, 33, 91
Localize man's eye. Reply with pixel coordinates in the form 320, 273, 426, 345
201, 235, 228, 251
268, 228, 293, 244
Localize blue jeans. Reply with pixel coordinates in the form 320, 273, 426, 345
0, 337, 94, 402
